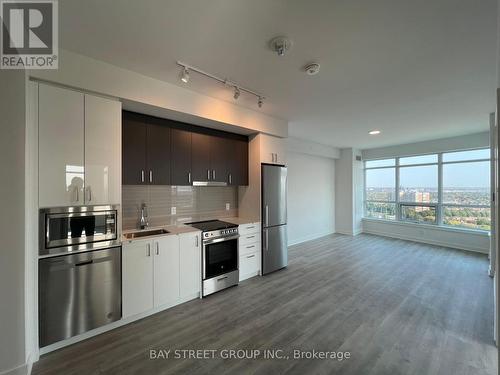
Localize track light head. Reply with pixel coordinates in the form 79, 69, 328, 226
180, 67, 190, 83
233, 87, 240, 100
258, 97, 263, 108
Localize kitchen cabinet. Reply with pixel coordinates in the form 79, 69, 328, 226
153, 235, 179, 306
229, 139, 249, 185
122, 240, 154, 318
238, 222, 261, 281
179, 231, 201, 299
38, 83, 121, 207
122, 231, 201, 319
122, 113, 171, 185
191, 132, 212, 182
39, 84, 85, 207
147, 123, 171, 185
171, 129, 192, 185
84, 94, 121, 205
260, 134, 287, 165
122, 114, 147, 185
122, 111, 249, 186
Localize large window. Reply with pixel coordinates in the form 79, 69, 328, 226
364, 149, 491, 231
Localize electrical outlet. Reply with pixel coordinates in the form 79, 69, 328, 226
171, 207, 176, 215
226, 203, 230, 211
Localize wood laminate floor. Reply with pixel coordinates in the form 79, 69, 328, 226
32, 233, 497, 375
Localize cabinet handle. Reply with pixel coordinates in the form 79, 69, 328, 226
88, 186, 92, 202
188, 172, 192, 184
207, 169, 211, 180
246, 245, 255, 249
246, 236, 255, 239
155, 242, 159, 255
247, 254, 255, 259
246, 226, 255, 230
149, 170, 153, 183
147, 243, 151, 257
195, 235, 199, 247
73, 186, 79, 202
229, 173, 232, 184
212, 169, 216, 180
141, 170, 145, 183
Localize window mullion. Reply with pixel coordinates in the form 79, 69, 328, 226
437, 153, 443, 225
396, 157, 400, 220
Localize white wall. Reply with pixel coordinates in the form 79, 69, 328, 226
287, 152, 335, 245
30, 49, 287, 138
363, 219, 490, 254
0, 70, 28, 374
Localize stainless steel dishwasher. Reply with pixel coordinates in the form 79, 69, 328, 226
38, 247, 122, 347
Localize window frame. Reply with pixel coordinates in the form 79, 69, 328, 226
363, 149, 490, 232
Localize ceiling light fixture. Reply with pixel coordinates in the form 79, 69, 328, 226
176, 61, 266, 109
180, 67, 190, 83
369, 130, 381, 135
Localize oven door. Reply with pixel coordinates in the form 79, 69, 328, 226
41, 207, 118, 255
203, 235, 239, 279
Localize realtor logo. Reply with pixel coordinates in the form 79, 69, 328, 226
1, 0, 58, 69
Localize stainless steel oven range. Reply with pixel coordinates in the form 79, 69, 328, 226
186, 220, 239, 297
38, 205, 122, 347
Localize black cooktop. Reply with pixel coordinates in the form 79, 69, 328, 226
186, 220, 237, 232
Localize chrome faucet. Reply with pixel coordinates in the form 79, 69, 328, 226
139, 203, 149, 230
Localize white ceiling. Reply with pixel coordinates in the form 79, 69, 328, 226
59, 0, 497, 149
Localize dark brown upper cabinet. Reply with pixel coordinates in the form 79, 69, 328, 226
122, 115, 147, 185
146, 122, 171, 185
229, 139, 248, 186
191, 132, 211, 182
171, 128, 192, 185
122, 112, 171, 185
123, 111, 248, 186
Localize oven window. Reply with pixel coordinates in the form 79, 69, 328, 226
205, 238, 238, 279
47, 212, 116, 247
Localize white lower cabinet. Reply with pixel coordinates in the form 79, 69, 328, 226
122, 240, 154, 318
179, 232, 201, 299
153, 236, 180, 307
238, 222, 261, 281
122, 231, 201, 319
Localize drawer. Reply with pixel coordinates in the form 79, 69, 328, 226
239, 232, 261, 246
238, 222, 261, 236
239, 251, 260, 281
239, 241, 261, 256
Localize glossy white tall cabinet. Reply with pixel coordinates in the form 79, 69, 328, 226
38, 82, 121, 207
39, 84, 85, 207
84, 94, 121, 205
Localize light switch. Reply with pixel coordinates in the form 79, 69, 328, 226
171, 207, 176, 215
225, 203, 230, 211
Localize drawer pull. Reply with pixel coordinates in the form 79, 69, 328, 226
246, 226, 255, 230
246, 245, 255, 249
247, 255, 255, 259
246, 235, 255, 239
217, 276, 228, 282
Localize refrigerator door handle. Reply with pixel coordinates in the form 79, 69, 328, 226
264, 229, 269, 251
265, 205, 269, 227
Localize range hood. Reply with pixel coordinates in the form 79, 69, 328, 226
192, 181, 228, 187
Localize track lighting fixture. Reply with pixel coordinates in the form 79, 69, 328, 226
176, 61, 266, 109
180, 67, 190, 83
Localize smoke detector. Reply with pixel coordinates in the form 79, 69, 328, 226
269, 36, 292, 56
304, 63, 320, 75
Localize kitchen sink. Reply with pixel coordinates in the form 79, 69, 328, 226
123, 229, 169, 239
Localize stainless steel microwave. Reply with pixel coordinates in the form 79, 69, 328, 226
39, 205, 120, 256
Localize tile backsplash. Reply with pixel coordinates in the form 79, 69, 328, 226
122, 185, 238, 229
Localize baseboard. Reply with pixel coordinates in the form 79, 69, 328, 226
362, 229, 489, 254
0, 361, 29, 375
335, 229, 362, 236
288, 230, 335, 246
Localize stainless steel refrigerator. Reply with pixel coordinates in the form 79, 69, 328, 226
262, 164, 288, 275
